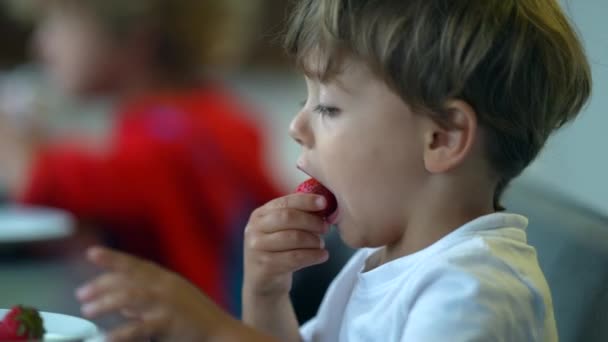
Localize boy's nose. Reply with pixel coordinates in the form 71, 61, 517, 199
289, 110, 313, 147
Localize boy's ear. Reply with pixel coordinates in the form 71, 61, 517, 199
422, 100, 478, 174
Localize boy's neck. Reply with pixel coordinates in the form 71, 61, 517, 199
374, 178, 496, 269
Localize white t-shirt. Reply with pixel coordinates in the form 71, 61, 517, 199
300, 213, 557, 342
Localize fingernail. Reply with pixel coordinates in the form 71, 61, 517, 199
76, 286, 90, 300
81, 303, 97, 316
316, 196, 326, 209
87, 246, 104, 259
321, 250, 330, 261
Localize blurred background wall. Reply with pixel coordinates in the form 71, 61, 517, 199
518, 0, 608, 215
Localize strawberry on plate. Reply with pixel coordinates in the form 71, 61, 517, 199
0, 305, 45, 341
295, 178, 338, 218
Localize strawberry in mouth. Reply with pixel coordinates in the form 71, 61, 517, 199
295, 178, 338, 220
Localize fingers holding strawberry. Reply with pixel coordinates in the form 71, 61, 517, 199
295, 178, 338, 218
243, 191, 333, 297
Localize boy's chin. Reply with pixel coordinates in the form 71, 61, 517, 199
335, 224, 371, 249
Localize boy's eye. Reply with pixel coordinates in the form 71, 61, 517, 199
313, 104, 341, 118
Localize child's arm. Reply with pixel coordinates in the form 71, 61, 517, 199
242, 193, 330, 341
77, 246, 278, 341
242, 292, 301, 342
19, 145, 154, 223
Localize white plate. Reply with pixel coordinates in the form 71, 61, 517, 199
0, 206, 74, 243
0, 309, 99, 341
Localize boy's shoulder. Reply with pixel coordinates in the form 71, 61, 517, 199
409, 212, 543, 286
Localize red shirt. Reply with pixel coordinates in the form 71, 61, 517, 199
21, 86, 281, 312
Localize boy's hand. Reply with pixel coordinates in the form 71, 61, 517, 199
243, 193, 330, 298
76, 246, 238, 341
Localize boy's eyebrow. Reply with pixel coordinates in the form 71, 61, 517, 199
302, 55, 362, 96
306, 73, 355, 96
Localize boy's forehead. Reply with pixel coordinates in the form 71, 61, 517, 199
302, 53, 377, 93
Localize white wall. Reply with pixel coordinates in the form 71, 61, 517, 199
226, 71, 307, 191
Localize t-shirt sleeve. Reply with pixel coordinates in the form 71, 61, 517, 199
401, 265, 545, 342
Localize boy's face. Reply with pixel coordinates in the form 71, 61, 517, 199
290, 57, 430, 248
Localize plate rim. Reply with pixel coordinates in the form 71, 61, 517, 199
0, 206, 75, 243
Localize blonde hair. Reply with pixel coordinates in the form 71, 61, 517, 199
285, 0, 592, 209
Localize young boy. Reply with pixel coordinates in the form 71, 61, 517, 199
75, 0, 591, 340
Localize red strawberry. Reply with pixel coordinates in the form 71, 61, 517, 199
0, 306, 45, 341
295, 178, 338, 218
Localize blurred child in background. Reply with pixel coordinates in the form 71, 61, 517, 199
0, 0, 279, 313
